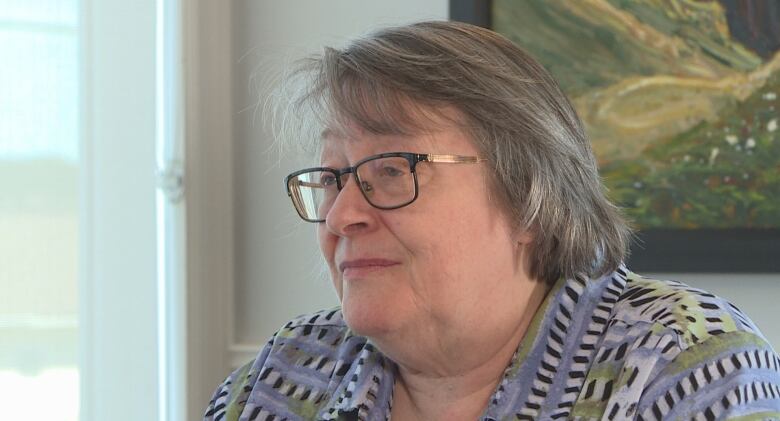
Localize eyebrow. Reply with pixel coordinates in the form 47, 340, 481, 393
320, 128, 419, 144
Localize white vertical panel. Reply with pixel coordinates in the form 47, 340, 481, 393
80, 0, 159, 419
155, 0, 187, 420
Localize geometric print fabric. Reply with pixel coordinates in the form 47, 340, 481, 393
204, 267, 780, 420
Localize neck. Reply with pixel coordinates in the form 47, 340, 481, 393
391, 327, 523, 420
388, 280, 550, 421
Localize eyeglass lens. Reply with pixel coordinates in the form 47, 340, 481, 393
288, 156, 416, 221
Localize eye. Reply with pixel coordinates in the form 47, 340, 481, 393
320, 173, 338, 187
379, 163, 406, 177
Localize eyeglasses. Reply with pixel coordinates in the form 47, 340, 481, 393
285, 152, 486, 222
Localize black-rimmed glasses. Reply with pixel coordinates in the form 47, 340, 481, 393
285, 152, 485, 222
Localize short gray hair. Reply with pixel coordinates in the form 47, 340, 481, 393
279, 20, 633, 284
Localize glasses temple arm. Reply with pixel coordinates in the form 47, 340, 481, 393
425, 154, 486, 164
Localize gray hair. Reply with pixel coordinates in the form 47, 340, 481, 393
277, 20, 633, 284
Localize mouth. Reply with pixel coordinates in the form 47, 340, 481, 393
339, 258, 400, 278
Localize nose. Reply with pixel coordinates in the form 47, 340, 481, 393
324, 175, 375, 236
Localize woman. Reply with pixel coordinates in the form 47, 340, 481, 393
205, 21, 780, 420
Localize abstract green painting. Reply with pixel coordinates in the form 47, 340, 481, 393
493, 0, 780, 230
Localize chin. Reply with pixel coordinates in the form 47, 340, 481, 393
340, 292, 398, 339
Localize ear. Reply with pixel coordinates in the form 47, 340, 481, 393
512, 228, 536, 280
513, 225, 535, 245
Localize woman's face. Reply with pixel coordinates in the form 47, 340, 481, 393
318, 116, 539, 357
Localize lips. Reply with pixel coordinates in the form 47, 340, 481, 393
338, 258, 399, 276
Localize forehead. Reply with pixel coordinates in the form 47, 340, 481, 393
319, 131, 420, 164
319, 125, 477, 164
319, 106, 473, 161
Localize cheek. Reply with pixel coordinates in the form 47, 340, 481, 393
316, 225, 329, 260
317, 227, 342, 294
401, 222, 469, 289
424, 209, 514, 283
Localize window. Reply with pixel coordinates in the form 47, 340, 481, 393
0, 1, 80, 419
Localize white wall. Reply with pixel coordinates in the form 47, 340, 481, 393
230, 2, 780, 365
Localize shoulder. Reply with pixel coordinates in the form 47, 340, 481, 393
583, 271, 780, 420
204, 307, 367, 421
609, 271, 764, 349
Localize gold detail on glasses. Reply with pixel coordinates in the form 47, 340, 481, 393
426, 154, 487, 164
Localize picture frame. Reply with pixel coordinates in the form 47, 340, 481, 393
450, 0, 780, 272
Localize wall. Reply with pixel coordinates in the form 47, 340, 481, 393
230, 1, 780, 363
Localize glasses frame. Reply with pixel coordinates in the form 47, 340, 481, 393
285, 152, 486, 223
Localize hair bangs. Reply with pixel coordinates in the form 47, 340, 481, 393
309, 46, 461, 144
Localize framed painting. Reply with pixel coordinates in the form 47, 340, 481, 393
451, 0, 780, 272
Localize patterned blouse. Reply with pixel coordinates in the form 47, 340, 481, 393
204, 267, 780, 420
